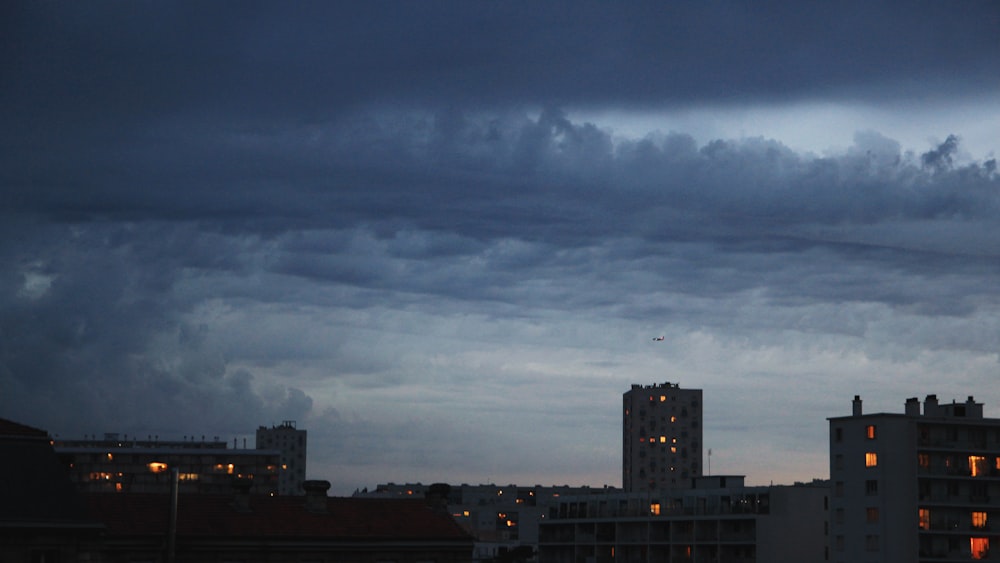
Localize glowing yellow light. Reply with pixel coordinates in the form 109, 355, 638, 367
659, 436, 666, 443
660, 395, 666, 402
106, 453, 113, 461
650, 503, 661, 515
670, 416, 676, 423
463, 510, 470, 517
147, 462, 168, 473
115, 483, 123, 492
671, 446, 677, 453
973, 511, 988, 529
918, 508, 930, 529
865, 452, 878, 467
866, 425, 876, 439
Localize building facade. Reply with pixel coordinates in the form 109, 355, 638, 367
829, 394, 1000, 562
256, 420, 307, 495
623, 382, 703, 492
538, 476, 829, 563
55, 435, 282, 495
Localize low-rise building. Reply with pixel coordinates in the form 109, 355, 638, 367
537, 476, 829, 563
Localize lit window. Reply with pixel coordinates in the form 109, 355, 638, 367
918, 454, 929, 468
178, 473, 199, 481
659, 436, 667, 443
670, 416, 676, 423
650, 503, 661, 515
106, 453, 114, 461
865, 452, 878, 467
971, 538, 989, 560
866, 425, 876, 439
660, 395, 666, 402
973, 511, 988, 529
671, 446, 677, 453
918, 508, 930, 529
970, 456, 987, 477
147, 462, 169, 474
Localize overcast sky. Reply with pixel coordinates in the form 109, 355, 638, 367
3, 1, 1000, 494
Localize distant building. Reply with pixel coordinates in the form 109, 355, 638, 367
829, 394, 1000, 562
55, 433, 282, 495
537, 476, 829, 563
623, 382, 703, 492
360, 482, 622, 562
256, 420, 307, 495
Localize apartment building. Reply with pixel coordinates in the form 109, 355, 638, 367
623, 382, 703, 492
829, 394, 1000, 562
537, 476, 829, 563
55, 434, 282, 495
256, 420, 307, 495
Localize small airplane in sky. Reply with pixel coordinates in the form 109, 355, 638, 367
652, 336, 665, 341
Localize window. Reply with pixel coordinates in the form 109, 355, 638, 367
866, 507, 879, 523
971, 538, 989, 560
865, 452, 878, 467
865, 534, 879, 551
865, 480, 878, 496
918, 453, 930, 468
866, 425, 876, 439
834, 427, 843, 442
919, 508, 930, 529
970, 455, 987, 477
835, 481, 844, 497
973, 511, 988, 529
835, 454, 844, 469
650, 503, 661, 515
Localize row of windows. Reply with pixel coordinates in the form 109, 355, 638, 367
832, 424, 877, 442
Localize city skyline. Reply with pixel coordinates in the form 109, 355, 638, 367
2, 2, 1000, 495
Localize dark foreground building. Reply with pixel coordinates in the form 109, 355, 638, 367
1, 417, 473, 563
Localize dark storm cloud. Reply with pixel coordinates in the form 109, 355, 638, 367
4, 1, 999, 127
3, 2, 1000, 490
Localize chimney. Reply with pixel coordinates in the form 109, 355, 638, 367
905, 397, 920, 416
303, 480, 331, 513
924, 394, 939, 416
852, 395, 863, 416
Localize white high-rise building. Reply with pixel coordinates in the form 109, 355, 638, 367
623, 382, 703, 492
256, 420, 307, 495
829, 394, 1000, 562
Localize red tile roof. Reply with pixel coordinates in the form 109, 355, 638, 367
86, 493, 472, 541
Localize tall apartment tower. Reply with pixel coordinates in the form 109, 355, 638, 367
623, 382, 703, 492
256, 421, 307, 495
829, 394, 1000, 563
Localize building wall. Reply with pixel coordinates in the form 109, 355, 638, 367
256, 420, 307, 495
623, 382, 703, 492
830, 394, 1000, 563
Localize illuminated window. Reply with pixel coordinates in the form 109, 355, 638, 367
866, 425, 876, 439
671, 446, 677, 453
973, 511, 988, 529
650, 503, 661, 515
918, 509, 930, 529
970, 456, 987, 477
670, 416, 676, 423
918, 454, 929, 468
178, 473, 199, 481
971, 537, 989, 560
866, 508, 879, 522
115, 482, 123, 492
660, 395, 667, 402
659, 436, 667, 443
147, 462, 169, 474
865, 452, 878, 467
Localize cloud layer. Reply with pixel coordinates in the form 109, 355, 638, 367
2, 2, 999, 493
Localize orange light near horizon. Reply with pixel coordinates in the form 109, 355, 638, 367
147, 462, 168, 474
